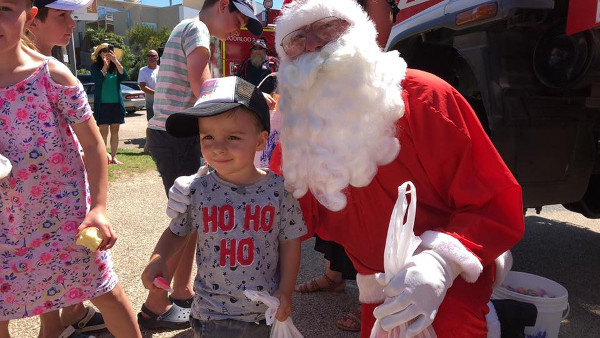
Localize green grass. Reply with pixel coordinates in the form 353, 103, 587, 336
107, 148, 156, 181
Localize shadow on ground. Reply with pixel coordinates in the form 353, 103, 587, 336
513, 216, 600, 337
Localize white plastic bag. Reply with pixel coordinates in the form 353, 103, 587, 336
370, 181, 436, 338
244, 290, 304, 338
0, 154, 12, 179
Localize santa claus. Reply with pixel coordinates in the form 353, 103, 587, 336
168, 0, 525, 336
271, 0, 524, 336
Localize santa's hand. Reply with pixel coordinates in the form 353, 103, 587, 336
373, 250, 461, 336
166, 165, 209, 218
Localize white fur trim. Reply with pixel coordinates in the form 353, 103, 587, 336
486, 301, 501, 338
275, 0, 377, 61
356, 273, 385, 304
493, 250, 513, 289
420, 230, 483, 283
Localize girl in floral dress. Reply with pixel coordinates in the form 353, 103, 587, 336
0, 1, 141, 337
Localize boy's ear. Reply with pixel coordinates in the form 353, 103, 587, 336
26, 7, 39, 26
219, 0, 229, 13
255, 130, 268, 151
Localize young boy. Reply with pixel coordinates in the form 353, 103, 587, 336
141, 0, 265, 329
141, 76, 306, 336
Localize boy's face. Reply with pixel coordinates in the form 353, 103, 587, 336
198, 107, 267, 184
29, 9, 76, 48
212, 3, 249, 41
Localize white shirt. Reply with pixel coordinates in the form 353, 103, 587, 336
137, 65, 159, 92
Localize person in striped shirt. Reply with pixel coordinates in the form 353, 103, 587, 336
140, 0, 264, 331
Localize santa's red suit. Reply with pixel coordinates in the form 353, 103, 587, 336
271, 69, 524, 337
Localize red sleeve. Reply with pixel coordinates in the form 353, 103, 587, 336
270, 143, 317, 241
403, 69, 524, 265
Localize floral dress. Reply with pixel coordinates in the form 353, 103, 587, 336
0, 60, 117, 320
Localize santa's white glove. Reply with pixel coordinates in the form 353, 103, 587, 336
166, 165, 209, 218
0, 154, 12, 179
373, 250, 461, 336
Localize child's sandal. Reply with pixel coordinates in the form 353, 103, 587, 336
137, 303, 190, 330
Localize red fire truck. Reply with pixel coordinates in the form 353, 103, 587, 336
212, 10, 281, 77
376, 0, 600, 218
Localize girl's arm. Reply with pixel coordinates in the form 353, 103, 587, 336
274, 237, 301, 321
107, 51, 124, 75
48, 60, 115, 250
71, 118, 115, 250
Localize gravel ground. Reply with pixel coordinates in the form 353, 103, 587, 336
8, 112, 598, 337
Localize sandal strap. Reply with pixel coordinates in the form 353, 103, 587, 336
322, 274, 338, 289
58, 326, 76, 338
74, 307, 95, 329
140, 304, 160, 319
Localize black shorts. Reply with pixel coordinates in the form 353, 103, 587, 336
95, 102, 125, 125
148, 129, 202, 196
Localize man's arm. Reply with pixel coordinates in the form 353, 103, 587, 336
139, 82, 155, 95
187, 47, 212, 97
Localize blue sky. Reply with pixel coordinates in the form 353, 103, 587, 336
138, 0, 284, 9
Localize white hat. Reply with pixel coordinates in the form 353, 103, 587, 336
34, 0, 94, 10
275, 0, 374, 61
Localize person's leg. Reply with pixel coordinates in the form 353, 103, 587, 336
60, 303, 86, 327
98, 124, 109, 146
0, 320, 9, 338
91, 283, 141, 338
109, 124, 121, 164
143, 98, 154, 153
61, 303, 106, 333
141, 130, 200, 326
38, 310, 64, 338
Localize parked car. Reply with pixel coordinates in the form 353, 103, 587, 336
82, 83, 145, 114
76, 73, 92, 84
122, 81, 141, 91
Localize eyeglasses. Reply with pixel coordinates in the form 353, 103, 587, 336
280, 16, 350, 59
147, 54, 158, 58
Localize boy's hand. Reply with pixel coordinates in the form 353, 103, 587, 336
141, 255, 169, 292
78, 207, 116, 251
273, 289, 292, 322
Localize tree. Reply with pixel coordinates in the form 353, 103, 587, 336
126, 24, 171, 80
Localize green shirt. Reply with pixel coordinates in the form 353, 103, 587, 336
101, 73, 120, 103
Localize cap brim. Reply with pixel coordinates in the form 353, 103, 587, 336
232, 2, 263, 36
166, 102, 242, 138
45, 0, 94, 10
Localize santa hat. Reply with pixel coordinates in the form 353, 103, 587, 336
275, 0, 377, 61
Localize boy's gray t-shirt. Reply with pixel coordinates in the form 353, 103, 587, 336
169, 170, 307, 322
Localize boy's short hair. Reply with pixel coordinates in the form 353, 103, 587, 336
33, 0, 94, 21
201, 0, 263, 36
166, 76, 270, 138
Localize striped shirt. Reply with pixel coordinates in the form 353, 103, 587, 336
149, 18, 210, 131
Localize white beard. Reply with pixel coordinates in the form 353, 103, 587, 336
277, 30, 407, 211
